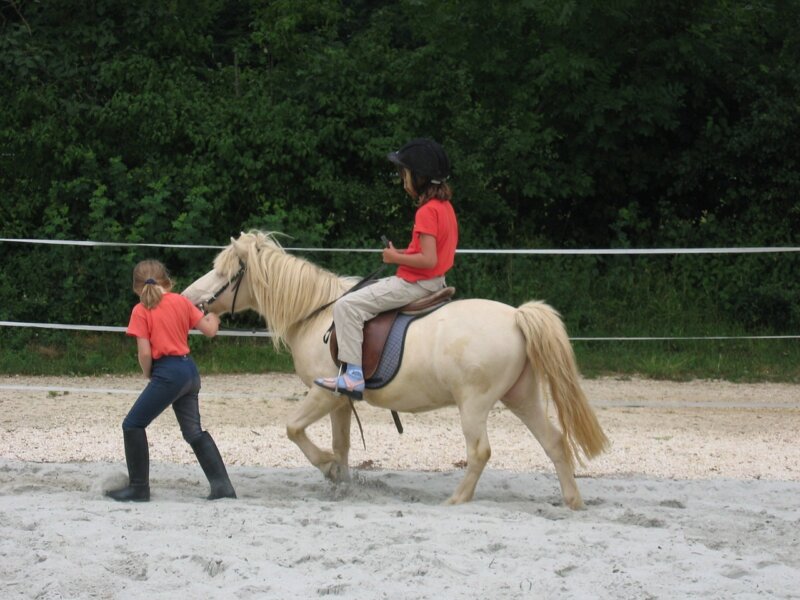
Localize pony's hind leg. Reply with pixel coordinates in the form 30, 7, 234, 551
502, 367, 584, 509
286, 388, 351, 483
446, 401, 493, 505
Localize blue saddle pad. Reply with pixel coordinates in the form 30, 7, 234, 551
365, 313, 416, 390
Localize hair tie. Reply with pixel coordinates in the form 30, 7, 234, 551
144, 278, 157, 285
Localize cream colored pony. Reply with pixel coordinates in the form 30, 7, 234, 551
182, 231, 609, 508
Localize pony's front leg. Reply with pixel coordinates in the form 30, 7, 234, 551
329, 400, 352, 482
286, 389, 350, 483
446, 402, 493, 505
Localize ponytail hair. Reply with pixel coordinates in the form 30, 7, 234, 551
132, 260, 172, 309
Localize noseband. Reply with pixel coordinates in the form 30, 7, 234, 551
197, 260, 246, 315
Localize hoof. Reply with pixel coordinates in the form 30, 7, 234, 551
443, 495, 468, 506
565, 495, 585, 510
320, 460, 350, 483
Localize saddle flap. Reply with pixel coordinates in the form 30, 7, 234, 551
328, 311, 399, 380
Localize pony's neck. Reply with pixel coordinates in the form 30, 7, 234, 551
254, 249, 348, 347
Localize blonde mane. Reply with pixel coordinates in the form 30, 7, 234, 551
214, 231, 349, 349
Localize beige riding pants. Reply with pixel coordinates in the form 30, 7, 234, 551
333, 275, 446, 366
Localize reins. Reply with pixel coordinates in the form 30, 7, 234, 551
298, 264, 387, 326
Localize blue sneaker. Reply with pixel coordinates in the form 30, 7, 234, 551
314, 370, 365, 400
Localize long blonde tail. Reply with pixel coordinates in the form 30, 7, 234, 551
515, 301, 609, 469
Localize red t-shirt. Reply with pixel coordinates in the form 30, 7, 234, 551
126, 292, 205, 360
396, 198, 459, 283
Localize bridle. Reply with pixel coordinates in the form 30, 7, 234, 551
197, 259, 246, 315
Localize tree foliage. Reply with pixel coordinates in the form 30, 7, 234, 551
1, 0, 798, 333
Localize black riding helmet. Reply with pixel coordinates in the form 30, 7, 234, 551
387, 138, 451, 184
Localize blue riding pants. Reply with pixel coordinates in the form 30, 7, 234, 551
122, 355, 204, 443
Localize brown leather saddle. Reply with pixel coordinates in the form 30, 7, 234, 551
328, 286, 455, 379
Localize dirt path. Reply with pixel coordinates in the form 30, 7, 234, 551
1, 373, 798, 480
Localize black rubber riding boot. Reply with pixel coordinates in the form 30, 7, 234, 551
190, 431, 237, 500
107, 428, 150, 502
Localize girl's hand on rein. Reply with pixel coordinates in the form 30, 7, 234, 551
382, 242, 400, 264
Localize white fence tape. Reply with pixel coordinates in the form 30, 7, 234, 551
0, 238, 222, 249
2, 237, 798, 341
2, 237, 799, 255
1, 321, 796, 341
0, 321, 272, 337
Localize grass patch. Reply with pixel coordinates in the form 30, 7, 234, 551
0, 330, 294, 376
1, 329, 797, 383
575, 338, 800, 383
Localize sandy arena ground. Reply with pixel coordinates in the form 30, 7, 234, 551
1, 374, 798, 599
0, 373, 797, 480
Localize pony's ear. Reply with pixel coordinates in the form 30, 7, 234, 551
231, 237, 249, 260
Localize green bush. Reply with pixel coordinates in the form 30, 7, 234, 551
1, 1, 798, 379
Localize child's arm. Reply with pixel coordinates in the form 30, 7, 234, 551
194, 312, 221, 338
136, 338, 153, 378
383, 234, 438, 269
